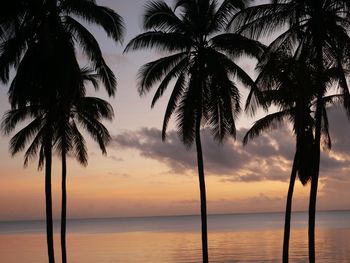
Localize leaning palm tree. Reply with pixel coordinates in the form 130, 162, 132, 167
229, 1, 350, 261
0, 2, 124, 263
125, 0, 264, 262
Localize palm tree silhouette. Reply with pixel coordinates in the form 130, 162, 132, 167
0, 0, 124, 97
54, 68, 113, 263
0, 2, 124, 263
243, 49, 341, 262
1, 68, 113, 263
125, 0, 264, 262
230, 1, 350, 261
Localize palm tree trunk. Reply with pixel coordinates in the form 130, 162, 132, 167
195, 117, 209, 263
282, 152, 298, 263
61, 151, 67, 263
309, 101, 322, 263
309, 106, 321, 263
45, 141, 55, 263
308, 36, 324, 263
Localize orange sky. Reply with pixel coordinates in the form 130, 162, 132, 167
0, 0, 350, 221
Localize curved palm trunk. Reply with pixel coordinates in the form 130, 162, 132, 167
61, 151, 67, 263
45, 141, 55, 263
282, 152, 298, 263
195, 120, 209, 263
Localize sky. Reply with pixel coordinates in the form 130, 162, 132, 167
0, 0, 350, 221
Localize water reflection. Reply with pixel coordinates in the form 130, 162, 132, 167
1, 228, 350, 262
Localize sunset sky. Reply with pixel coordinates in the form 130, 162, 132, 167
0, 0, 350, 221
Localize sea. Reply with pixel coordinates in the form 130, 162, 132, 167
1, 211, 350, 263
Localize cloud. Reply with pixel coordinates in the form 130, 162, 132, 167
112, 107, 350, 184
108, 155, 124, 162
112, 126, 295, 182
108, 172, 130, 178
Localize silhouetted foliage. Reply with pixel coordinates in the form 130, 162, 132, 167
232, 1, 350, 262
0, 1, 124, 263
1, 68, 114, 263
54, 68, 113, 263
125, 0, 264, 262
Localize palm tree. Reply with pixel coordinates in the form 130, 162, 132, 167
54, 68, 113, 263
57, 99, 112, 263
0, 2, 124, 263
1, 68, 114, 263
243, 49, 337, 262
124, 0, 264, 262
229, 1, 350, 261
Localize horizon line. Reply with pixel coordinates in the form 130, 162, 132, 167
2, 208, 350, 224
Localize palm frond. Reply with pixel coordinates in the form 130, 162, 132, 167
151, 57, 189, 107
162, 73, 186, 140
64, 16, 116, 96
63, 0, 125, 43
1, 106, 40, 135
210, 33, 266, 59
143, 1, 186, 32
70, 122, 88, 166
207, 49, 256, 90
228, 3, 295, 39
137, 52, 187, 95
124, 32, 191, 53
38, 145, 45, 170
212, 0, 246, 30
0, 29, 27, 83
76, 112, 111, 154
321, 106, 332, 150
206, 74, 239, 141
9, 116, 43, 155
75, 96, 114, 120
243, 109, 292, 145
176, 73, 201, 146
24, 126, 45, 167
80, 67, 99, 90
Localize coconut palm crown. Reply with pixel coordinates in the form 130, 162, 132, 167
0, 0, 125, 108
125, 0, 265, 143
1, 68, 114, 263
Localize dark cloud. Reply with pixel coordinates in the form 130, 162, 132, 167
112, 107, 350, 184
114, 127, 197, 173
112, 126, 295, 182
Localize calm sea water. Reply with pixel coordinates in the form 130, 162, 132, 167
1, 211, 350, 262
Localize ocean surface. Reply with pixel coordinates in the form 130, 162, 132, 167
1, 211, 350, 262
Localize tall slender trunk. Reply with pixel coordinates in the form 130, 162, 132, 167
45, 140, 55, 263
282, 152, 298, 263
195, 117, 209, 263
308, 36, 324, 263
309, 99, 322, 263
61, 151, 67, 263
